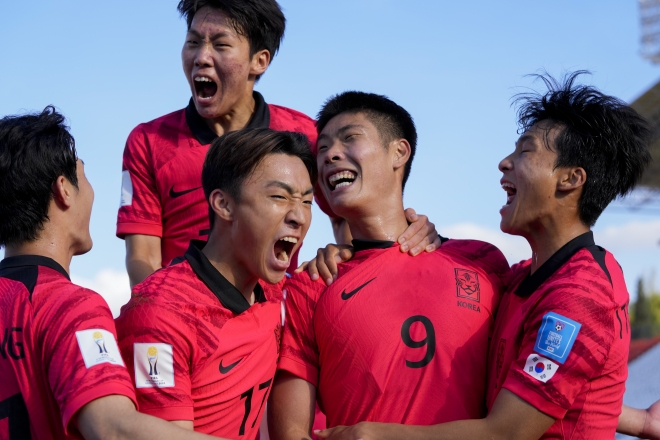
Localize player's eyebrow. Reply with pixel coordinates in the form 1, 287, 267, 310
267, 181, 314, 195
186, 29, 231, 41
318, 124, 365, 144
515, 134, 535, 148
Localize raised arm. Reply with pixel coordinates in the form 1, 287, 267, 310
618, 402, 660, 440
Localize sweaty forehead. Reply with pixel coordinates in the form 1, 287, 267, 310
190, 6, 243, 36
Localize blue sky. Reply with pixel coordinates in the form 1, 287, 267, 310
1, 1, 659, 314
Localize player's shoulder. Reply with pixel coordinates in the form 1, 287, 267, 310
268, 104, 316, 133
122, 260, 199, 312
126, 108, 186, 143
439, 239, 510, 278
284, 270, 326, 300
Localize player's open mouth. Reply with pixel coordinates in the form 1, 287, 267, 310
273, 236, 298, 263
502, 181, 517, 205
328, 170, 357, 191
194, 76, 218, 101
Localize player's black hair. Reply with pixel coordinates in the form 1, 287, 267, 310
203, 128, 317, 227
177, 0, 285, 70
0, 106, 78, 247
316, 91, 417, 190
515, 71, 652, 226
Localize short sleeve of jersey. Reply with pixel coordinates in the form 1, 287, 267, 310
116, 124, 163, 238
502, 281, 616, 419
278, 273, 326, 387
115, 292, 195, 421
40, 287, 137, 435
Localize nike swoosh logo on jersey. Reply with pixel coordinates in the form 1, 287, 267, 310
169, 186, 202, 198
219, 357, 243, 374
341, 278, 376, 300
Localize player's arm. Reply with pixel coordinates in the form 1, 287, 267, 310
304, 208, 442, 285
618, 402, 660, 440
75, 394, 215, 440
125, 234, 162, 287
315, 389, 554, 440
268, 371, 316, 440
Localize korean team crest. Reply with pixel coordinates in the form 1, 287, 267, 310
455, 268, 480, 302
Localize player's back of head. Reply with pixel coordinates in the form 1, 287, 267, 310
202, 128, 317, 226
177, 0, 285, 59
0, 106, 78, 247
514, 71, 651, 226
316, 91, 417, 190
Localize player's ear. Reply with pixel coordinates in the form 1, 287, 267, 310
249, 49, 270, 78
209, 189, 234, 222
391, 138, 411, 171
52, 175, 74, 208
557, 166, 586, 193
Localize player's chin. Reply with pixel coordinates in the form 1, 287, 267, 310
73, 237, 93, 256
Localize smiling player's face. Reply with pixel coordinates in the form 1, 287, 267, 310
316, 112, 403, 217
181, 6, 262, 120
231, 154, 313, 284
498, 121, 563, 237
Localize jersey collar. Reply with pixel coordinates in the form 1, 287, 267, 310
185, 91, 271, 145
0, 255, 70, 280
352, 239, 396, 253
184, 240, 266, 314
515, 231, 595, 297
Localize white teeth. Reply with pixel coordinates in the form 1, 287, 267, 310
194, 76, 214, 82
501, 182, 516, 190
335, 182, 352, 189
279, 236, 298, 244
328, 171, 357, 184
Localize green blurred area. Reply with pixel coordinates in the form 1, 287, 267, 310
631, 275, 660, 339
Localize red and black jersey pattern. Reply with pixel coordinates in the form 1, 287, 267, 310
487, 232, 630, 439
0, 255, 136, 439
280, 239, 510, 427
115, 241, 284, 439
116, 92, 332, 268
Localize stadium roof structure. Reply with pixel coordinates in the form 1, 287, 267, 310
631, 79, 660, 191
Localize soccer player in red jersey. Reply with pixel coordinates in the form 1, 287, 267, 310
314, 73, 652, 440
268, 92, 510, 440
117, 0, 440, 288
116, 129, 316, 438
0, 107, 221, 440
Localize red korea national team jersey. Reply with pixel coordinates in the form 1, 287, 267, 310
116, 91, 332, 268
115, 241, 284, 439
0, 255, 136, 439
280, 239, 510, 427
487, 232, 630, 439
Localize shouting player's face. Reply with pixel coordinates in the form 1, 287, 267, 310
232, 153, 313, 283
71, 159, 94, 255
317, 112, 408, 217
498, 121, 564, 236
181, 6, 266, 121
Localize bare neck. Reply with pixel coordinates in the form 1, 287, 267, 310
525, 219, 590, 274
345, 196, 409, 243
202, 232, 258, 304
204, 87, 256, 137
4, 227, 74, 275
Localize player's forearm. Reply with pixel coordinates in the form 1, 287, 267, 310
269, 372, 316, 440
618, 405, 647, 437
125, 234, 162, 287
126, 258, 160, 287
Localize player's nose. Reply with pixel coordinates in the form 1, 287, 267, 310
498, 153, 513, 172
194, 42, 213, 67
323, 140, 345, 164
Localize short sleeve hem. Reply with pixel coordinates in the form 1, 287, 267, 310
139, 405, 194, 422
278, 356, 319, 388
503, 377, 568, 420
63, 383, 138, 436
116, 221, 163, 238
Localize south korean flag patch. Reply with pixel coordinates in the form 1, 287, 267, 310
524, 353, 559, 383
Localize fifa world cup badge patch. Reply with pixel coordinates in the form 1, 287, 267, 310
524, 353, 559, 383
134, 343, 175, 388
76, 329, 125, 368
534, 312, 581, 364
